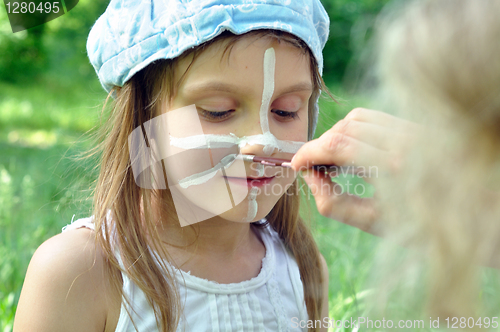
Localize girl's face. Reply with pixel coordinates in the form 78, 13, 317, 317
162, 36, 312, 225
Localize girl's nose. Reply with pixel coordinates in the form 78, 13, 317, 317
232, 106, 276, 156
232, 109, 265, 135
238, 138, 277, 157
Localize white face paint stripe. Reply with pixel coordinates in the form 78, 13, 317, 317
255, 163, 265, 178
260, 48, 275, 135
244, 187, 259, 222
178, 154, 238, 189
170, 133, 305, 154
261, 48, 277, 156
243, 48, 275, 222
169, 134, 239, 150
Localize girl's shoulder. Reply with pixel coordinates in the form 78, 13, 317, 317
14, 225, 121, 332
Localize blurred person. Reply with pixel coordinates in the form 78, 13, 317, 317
372, 0, 500, 321
293, 0, 500, 323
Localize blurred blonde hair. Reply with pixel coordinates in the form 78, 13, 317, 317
369, 0, 500, 322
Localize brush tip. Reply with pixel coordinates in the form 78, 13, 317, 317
238, 154, 255, 162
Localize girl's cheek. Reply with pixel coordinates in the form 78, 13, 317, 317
273, 114, 308, 141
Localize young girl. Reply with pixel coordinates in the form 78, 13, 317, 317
14, 0, 331, 331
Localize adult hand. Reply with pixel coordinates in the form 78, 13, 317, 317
291, 108, 420, 235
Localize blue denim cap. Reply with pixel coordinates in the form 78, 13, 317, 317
87, 0, 330, 93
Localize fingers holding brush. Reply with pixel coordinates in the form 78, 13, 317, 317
292, 107, 420, 175
291, 129, 395, 173
301, 168, 381, 235
290, 108, 421, 233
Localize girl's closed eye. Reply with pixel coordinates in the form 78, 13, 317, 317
271, 94, 305, 122
199, 108, 300, 122
271, 109, 300, 121
198, 108, 235, 122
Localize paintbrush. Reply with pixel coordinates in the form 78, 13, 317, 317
238, 155, 363, 175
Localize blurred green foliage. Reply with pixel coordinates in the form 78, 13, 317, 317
321, 0, 391, 84
0, 0, 108, 84
0, 25, 46, 83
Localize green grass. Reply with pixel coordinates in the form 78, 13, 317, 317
311, 88, 381, 329
0, 78, 378, 331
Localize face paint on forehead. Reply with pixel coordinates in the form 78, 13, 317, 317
260, 48, 275, 155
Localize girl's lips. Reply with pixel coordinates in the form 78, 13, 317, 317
224, 176, 275, 187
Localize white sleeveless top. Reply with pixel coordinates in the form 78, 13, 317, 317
63, 216, 308, 332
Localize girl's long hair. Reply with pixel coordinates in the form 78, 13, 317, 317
368, 0, 500, 322
90, 30, 328, 331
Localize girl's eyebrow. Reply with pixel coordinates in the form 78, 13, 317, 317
276, 82, 313, 96
184, 82, 242, 95
184, 81, 313, 97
